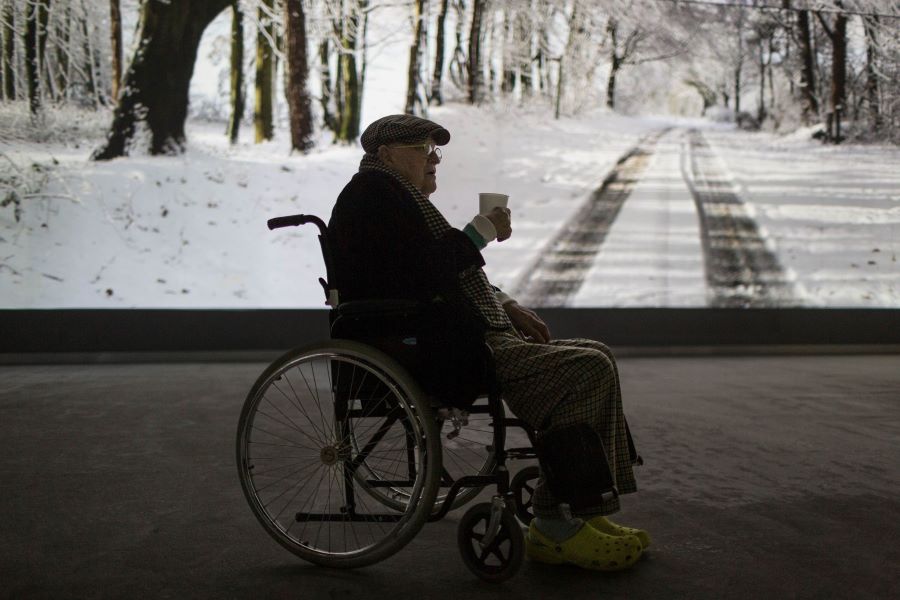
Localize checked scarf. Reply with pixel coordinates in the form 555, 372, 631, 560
359, 154, 512, 330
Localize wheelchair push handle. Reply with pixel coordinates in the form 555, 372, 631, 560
267, 214, 327, 237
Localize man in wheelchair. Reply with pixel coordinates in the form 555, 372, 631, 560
327, 114, 649, 572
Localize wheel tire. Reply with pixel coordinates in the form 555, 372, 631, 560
510, 465, 540, 525
236, 340, 441, 569
457, 502, 524, 583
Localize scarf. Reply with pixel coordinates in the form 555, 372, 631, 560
359, 154, 512, 330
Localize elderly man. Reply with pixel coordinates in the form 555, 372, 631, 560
328, 114, 648, 572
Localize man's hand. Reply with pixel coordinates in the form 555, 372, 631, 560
486, 207, 512, 242
503, 302, 551, 343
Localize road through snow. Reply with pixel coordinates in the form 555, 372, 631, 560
571, 129, 707, 307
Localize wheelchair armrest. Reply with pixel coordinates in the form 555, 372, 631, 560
333, 299, 422, 319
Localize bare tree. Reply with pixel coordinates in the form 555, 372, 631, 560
794, 6, 819, 122
430, 0, 448, 105
2, 0, 15, 100
331, 0, 365, 143
816, 2, 848, 142
51, 2, 72, 103
108, 0, 121, 104
603, 5, 685, 111
226, 1, 244, 144
862, 14, 881, 131
467, 0, 485, 103
254, 0, 275, 143
92, 0, 233, 159
284, 0, 313, 151
25, 0, 51, 116
405, 0, 427, 114
448, 0, 468, 93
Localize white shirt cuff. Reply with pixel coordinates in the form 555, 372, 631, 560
470, 214, 497, 243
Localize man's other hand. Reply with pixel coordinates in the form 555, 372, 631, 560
504, 302, 550, 343
486, 207, 512, 241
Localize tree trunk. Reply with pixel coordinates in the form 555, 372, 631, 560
757, 37, 765, 123
318, 38, 337, 133
254, 0, 274, 143
447, 0, 467, 91
226, 2, 244, 144
501, 8, 514, 94
817, 6, 847, 142
796, 9, 818, 121
284, 0, 313, 151
467, 0, 485, 104
1, 0, 13, 100
405, 0, 426, 115
430, 0, 448, 105
25, 0, 49, 115
92, 0, 232, 160
517, 6, 533, 97
605, 18, 618, 109
80, 2, 98, 107
830, 13, 846, 138
53, 3, 71, 102
3, 0, 16, 101
863, 15, 880, 132
733, 8, 744, 115
334, 0, 362, 143
109, 0, 122, 104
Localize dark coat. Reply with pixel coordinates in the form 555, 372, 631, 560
327, 170, 490, 407
328, 170, 485, 304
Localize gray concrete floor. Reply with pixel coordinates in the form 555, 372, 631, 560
1, 354, 898, 599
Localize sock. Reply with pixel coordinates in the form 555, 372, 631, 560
533, 504, 583, 543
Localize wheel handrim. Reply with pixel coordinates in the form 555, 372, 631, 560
238, 350, 433, 560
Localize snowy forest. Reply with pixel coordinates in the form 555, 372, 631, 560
2, 0, 898, 150
1, 1, 899, 309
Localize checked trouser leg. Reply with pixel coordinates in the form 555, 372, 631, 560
486, 331, 637, 518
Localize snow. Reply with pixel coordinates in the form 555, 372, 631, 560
704, 128, 900, 307
571, 129, 707, 307
2, 4, 899, 309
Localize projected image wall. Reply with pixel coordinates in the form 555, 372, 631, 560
2, 2, 898, 310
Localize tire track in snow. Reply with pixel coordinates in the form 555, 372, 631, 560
683, 129, 797, 307
513, 128, 671, 307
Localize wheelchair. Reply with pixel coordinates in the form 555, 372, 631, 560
236, 214, 544, 582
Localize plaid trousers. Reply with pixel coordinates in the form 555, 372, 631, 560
485, 329, 638, 518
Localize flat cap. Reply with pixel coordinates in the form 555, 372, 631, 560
360, 114, 451, 153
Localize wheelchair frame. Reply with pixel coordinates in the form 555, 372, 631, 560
236, 214, 542, 582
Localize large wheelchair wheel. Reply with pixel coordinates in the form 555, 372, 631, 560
236, 340, 441, 568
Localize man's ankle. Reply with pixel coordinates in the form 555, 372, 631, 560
533, 504, 583, 543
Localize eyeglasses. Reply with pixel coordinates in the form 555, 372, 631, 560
391, 142, 442, 159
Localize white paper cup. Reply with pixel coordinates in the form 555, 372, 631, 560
479, 193, 509, 214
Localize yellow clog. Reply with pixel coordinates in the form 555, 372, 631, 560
525, 521, 642, 571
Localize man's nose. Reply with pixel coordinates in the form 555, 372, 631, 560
428, 152, 441, 164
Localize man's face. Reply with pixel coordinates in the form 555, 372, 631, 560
380, 140, 441, 196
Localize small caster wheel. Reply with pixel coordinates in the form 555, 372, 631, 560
457, 501, 524, 583
511, 465, 540, 525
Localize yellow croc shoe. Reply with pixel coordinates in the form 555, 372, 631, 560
526, 521, 642, 571
586, 516, 651, 550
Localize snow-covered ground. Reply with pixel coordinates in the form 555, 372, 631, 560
4, 110, 897, 309
0, 105, 666, 308
705, 128, 900, 307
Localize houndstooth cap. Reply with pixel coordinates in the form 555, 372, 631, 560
360, 114, 451, 154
